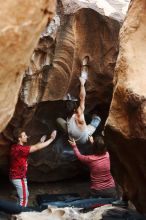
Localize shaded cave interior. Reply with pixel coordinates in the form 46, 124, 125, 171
0, 98, 112, 205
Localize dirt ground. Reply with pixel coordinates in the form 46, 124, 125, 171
0, 176, 143, 220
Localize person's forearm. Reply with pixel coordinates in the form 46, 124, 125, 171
36, 138, 54, 149
72, 145, 91, 163
30, 138, 54, 153
80, 84, 86, 100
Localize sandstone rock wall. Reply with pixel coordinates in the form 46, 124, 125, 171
105, 0, 146, 214
20, 8, 120, 109
0, 0, 56, 132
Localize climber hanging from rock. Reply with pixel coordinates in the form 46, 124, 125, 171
56, 56, 101, 145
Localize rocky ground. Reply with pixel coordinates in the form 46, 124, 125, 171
0, 176, 145, 220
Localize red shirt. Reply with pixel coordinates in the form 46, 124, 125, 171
9, 144, 30, 179
73, 146, 115, 190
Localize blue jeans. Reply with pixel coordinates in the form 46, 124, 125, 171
87, 116, 101, 136
90, 116, 101, 128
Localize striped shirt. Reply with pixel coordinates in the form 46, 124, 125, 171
73, 146, 115, 190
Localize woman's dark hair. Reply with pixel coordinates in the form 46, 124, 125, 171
65, 101, 79, 118
93, 135, 107, 155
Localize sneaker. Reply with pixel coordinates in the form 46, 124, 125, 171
82, 56, 89, 66
112, 199, 128, 208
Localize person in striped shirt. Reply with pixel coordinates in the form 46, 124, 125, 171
68, 135, 117, 198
